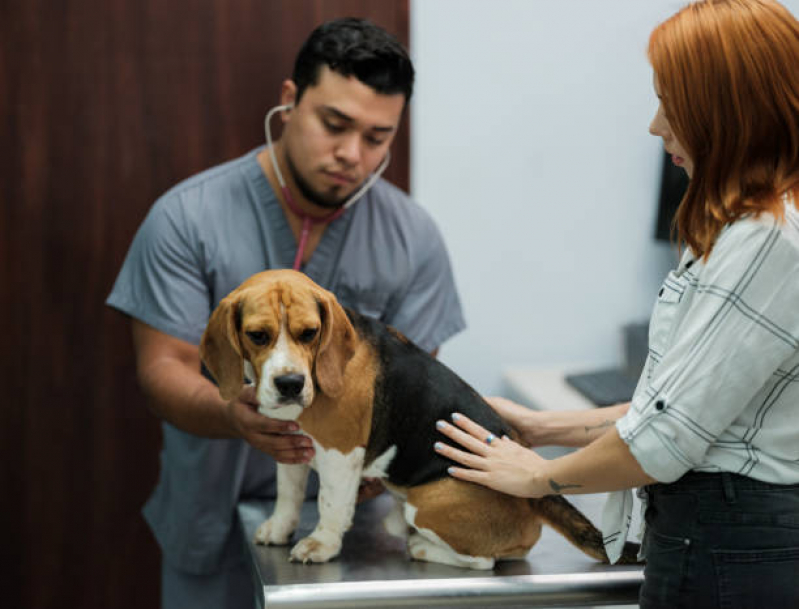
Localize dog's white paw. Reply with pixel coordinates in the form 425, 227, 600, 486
254, 517, 296, 546
289, 535, 342, 563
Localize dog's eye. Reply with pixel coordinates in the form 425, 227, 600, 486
299, 328, 318, 343
246, 331, 270, 346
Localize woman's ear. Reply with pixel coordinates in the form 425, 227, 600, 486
200, 293, 245, 401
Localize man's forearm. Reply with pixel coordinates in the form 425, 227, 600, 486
137, 356, 237, 438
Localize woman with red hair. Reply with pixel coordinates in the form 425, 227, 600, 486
435, 1, 799, 606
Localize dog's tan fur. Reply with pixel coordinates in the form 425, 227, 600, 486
296, 349, 377, 453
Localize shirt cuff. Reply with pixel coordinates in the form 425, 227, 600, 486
616, 416, 691, 483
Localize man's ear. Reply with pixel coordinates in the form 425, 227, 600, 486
313, 289, 356, 398
280, 79, 297, 119
200, 293, 244, 401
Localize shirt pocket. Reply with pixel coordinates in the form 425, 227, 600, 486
648, 271, 687, 357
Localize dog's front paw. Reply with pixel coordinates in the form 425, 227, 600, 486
254, 517, 296, 546
289, 534, 342, 563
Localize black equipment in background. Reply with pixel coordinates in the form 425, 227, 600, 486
654, 149, 690, 241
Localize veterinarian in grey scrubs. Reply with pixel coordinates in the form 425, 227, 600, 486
107, 19, 464, 609
436, 1, 799, 608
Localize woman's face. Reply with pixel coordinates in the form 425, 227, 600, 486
649, 74, 694, 178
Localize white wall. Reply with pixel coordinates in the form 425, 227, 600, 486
410, 0, 799, 396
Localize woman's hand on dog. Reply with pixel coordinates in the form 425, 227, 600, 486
227, 386, 315, 464
483, 396, 540, 446
434, 413, 550, 498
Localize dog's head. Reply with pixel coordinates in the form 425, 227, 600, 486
200, 270, 356, 420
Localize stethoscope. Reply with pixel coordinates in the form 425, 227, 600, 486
264, 104, 391, 270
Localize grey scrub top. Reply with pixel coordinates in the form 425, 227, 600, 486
106, 146, 465, 573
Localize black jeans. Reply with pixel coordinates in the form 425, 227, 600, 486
639, 472, 799, 609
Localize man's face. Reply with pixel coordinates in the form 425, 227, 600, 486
280, 66, 405, 208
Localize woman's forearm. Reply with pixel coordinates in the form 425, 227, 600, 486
533, 426, 656, 496
523, 402, 631, 447
436, 408, 654, 498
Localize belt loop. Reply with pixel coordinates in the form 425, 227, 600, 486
721, 472, 737, 504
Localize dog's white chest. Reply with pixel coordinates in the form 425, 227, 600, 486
309, 440, 366, 477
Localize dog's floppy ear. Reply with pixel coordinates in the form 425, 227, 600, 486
313, 289, 356, 398
200, 293, 245, 401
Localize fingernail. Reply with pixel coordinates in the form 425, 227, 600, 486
434, 442, 444, 451
452, 413, 461, 422
436, 420, 447, 429
447, 467, 455, 475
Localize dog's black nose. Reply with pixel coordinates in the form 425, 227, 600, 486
274, 374, 305, 398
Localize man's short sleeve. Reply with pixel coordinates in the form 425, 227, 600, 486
106, 193, 211, 345
385, 218, 466, 353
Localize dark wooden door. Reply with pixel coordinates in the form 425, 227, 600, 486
0, 2, 409, 607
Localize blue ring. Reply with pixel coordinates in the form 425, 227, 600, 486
486, 434, 495, 445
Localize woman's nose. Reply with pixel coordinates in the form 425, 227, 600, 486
649, 113, 666, 138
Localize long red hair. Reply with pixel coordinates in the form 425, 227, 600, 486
649, 0, 799, 258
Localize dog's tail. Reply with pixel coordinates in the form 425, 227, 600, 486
531, 495, 640, 564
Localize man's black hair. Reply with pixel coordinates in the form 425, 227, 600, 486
292, 18, 414, 105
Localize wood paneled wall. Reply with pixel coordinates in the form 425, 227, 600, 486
1, 2, 409, 607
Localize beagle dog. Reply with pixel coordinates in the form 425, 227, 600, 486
200, 270, 639, 569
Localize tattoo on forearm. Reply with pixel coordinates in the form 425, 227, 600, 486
549, 479, 583, 493
585, 420, 614, 435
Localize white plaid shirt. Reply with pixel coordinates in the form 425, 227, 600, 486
602, 196, 799, 563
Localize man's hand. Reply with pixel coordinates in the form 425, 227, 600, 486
227, 386, 315, 464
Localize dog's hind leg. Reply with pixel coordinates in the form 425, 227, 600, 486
404, 479, 542, 568
403, 500, 496, 570
406, 530, 495, 570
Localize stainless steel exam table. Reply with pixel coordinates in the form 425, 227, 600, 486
238, 491, 643, 608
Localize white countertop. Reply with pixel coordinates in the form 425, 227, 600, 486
503, 365, 598, 412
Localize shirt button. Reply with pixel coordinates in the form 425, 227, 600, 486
655, 400, 665, 411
